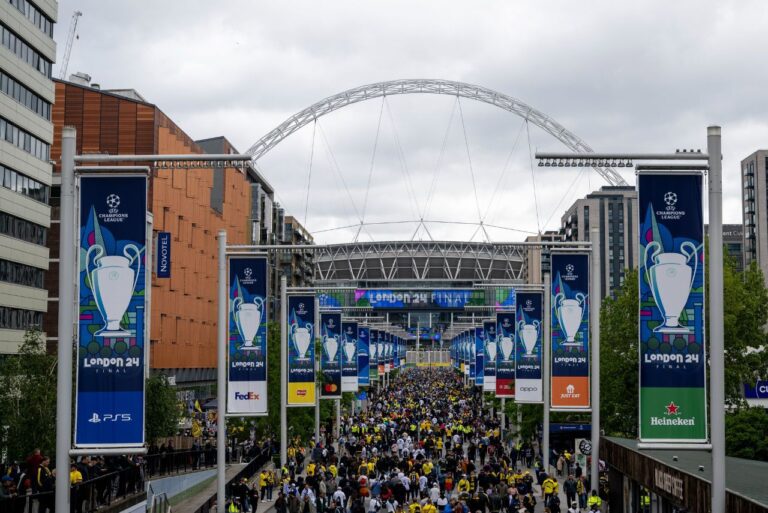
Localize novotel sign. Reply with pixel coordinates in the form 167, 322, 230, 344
157, 232, 171, 278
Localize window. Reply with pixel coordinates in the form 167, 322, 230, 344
0, 117, 50, 161
0, 22, 52, 77
8, 0, 54, 38
0, 69, 51, 119
0, 211, 47, 245
0, 305, 42, 330
1, 164, 49, 203
0, 258, 44, 288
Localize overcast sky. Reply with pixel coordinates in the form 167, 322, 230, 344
55, 1, 766, 244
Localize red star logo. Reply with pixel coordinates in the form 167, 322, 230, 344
665, 402, 680, 415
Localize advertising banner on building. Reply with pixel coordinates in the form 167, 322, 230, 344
156, 231, 171, 278
75, 175, 147, 447
358, 327, 370, 387
384, 332, 391, 373
320, 312, 343, 398
341, 321, 359, 392
227, 256, 268, 415
475, 326, 484, 387
482, 321, 497, 392
370, 329, 380, 381
496, 312, 516, 397
287, 294, 315, 406
551, 253, 590, 410
515, 292, 543, 403
639, 172, 707, 442
377, 331, 385, 378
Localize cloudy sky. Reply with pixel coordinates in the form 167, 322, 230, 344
55, 1, 766, 244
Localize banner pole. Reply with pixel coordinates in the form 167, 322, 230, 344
708, 126, 725, 513
280, 275, 288, 467
590, 226, 601, 493
55, 126, 76, 513
216, 230, 227, 512
543, 271, 551, 474
315, 297, 321, 445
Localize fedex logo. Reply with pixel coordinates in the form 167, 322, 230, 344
235, 392, 261, 400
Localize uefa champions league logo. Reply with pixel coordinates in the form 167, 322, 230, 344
244, 268, 252, 278
565, 264, 575, 277
106, 194, 121, 209
664, 191, 678, 207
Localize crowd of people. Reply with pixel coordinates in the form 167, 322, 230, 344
260, 368, 607, 513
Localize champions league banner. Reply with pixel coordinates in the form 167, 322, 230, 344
482, 321, 497, 392
469, 330, 476, 381
496, 313, 516, 397
228, 257, 268, 415
639, 172, 707, 443
341, 321, 359, 392
515, 292, 544, 403
358, 327, 370, 387
370, 329, 379, 381
320, 312, 342, 398
287, 295, 315, 407
551, 253, 590, 410
75, 175, 147, 448
475, 326, 484, 387
384, 332, 392, 373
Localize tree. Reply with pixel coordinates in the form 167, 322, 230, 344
0, 329, 57, 461
599, 269, 639, 437
145, 374, 181, 444
724, 407, 768, 461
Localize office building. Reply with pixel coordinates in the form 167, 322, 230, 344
723, 224, 744, 273
0, 0, 56, 353
560, 185, 638, 299
49, 77, 258, 385
742, 150, 767, 282
282, 215, 314, 287
523, 230, 562, 284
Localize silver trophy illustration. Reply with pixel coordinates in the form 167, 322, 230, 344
517, 319, 540, 358
323, 332, 339, 364
291, 322, 313, 360
485, 335, 497, 364
86, 243, 141, 337
500, 334, 514, 362
370, 341, 377, 360
555, 292, 586, 346
645, 240, 698, 333
233, 296, 264, 350
343, 333, 357, 364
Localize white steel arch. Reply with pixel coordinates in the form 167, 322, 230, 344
246, 78, 627, 186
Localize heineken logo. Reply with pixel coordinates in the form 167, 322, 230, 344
650, 402, 695, 426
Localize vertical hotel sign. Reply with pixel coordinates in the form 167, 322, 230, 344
287, 294, 315, 406
639, 172, 707, 443
228, 257, 268, 415
320, 312, 342, 398
515, 292, 543, 403
551, 253, 590, 409
76, 175, 147, 448
496, 312, 515, 397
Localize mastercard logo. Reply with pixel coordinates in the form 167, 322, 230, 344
324, 384, 338, 392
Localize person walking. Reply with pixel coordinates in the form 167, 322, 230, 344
563, 475, 577, 509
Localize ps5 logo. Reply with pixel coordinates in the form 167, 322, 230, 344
88, 412, 132, 423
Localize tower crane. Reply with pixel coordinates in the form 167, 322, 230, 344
59, 10, 82, 80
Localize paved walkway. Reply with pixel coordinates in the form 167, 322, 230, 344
172, 461, 276, 513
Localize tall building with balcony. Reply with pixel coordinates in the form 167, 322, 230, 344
560, 185, 638, 299
0, 0, 56, 353
523, 230, 562, 284
282, 215, 314, 286
742, 150, 767, 281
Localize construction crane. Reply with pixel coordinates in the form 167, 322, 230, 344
59, 10, 82, 80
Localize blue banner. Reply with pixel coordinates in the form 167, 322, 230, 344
228, 257, 268, 415
551, 253, 590, 409
341, 321, 359, 392
475, 326, 484, 387
156, 231, 171, 278
744, 381, 768, 399
482, 321, 496, 392
287, 295, 315, 406
496, 312, 516, 397
76, 175, 147, 448
358, 327, 370, 386
320, 312, 342, 398
639, 172, 706, 442
515, 292, 543, 403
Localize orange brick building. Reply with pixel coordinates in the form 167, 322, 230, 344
49, 80, 255, 379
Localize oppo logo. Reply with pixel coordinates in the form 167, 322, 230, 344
519, 387, 539, 392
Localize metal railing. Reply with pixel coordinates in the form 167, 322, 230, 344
145, 449, 220, 479
193, 448, 273, 513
